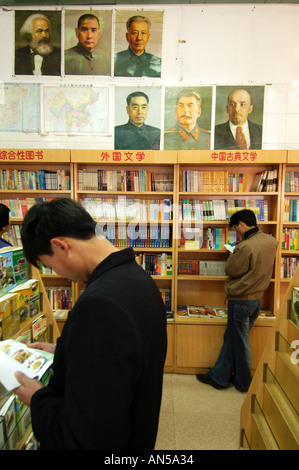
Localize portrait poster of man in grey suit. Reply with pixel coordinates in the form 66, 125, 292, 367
114, 10, 163, 78
114, 86, 161, 150
214, 86, 264, 150
15, 10, 61, 76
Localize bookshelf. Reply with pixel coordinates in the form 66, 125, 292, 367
0, 148, 295, 375
173, 150, 285, 373
279, 150, 299, 310
0, 149, 72, 247
0, 148, 74, 351
71, 149, 177, 372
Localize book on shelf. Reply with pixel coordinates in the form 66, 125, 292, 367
99, 223, 172, 248
179, 170, 247, 192
179, 226, 240, 250
177, 305, 228, 318
0, 169, 70, 191
0, 198, 52, 218
0, 339, 53, 391
135, 252, 172, 276
285, 171, 299, 193
45, 286, 72, 310
0, 392, 35, 450
281, 228, 299, 250
250, 169, 278, 192
179, 198, 268, 222
81, 197, 173, 222
283, 199, 299, 222
290, 287, 299, 327
159, 288, 171, 313
2, 224, 22, 247
0, 394, 19, 450
0, 247, 29, 296
177, 304, 274, 319
0, 279, 41, 341
78, 169, 173, 192
9, 279, 40, 329
280, 256, 299, 278
178, 259, 226, 276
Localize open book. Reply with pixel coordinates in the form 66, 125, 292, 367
224, 244, 235, 253
0, 340, 53, 391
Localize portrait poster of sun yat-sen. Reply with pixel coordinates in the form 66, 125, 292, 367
64, 10, 112, 76
214, 86, 264, 150
114, 10, 163, 78
164, 86, 212, 151
14, 10, 61, 76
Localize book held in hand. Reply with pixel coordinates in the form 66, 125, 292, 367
0, 339, 53, 391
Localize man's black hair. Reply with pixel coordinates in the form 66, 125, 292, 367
77, 13, 100, 29
21, 198, 96, 267
126, 91, 149, 106
229, 209, 257, 228
0, 203, 10, 230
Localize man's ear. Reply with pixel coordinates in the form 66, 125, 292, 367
50, 238, 69, 253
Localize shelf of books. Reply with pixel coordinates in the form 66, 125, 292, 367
0, 149, 72, 247
71, 149, 177, 371
0, 149, 73, 450
279, 150, 299, 309
173, 150, 286, 373
0, 148, 74, 335
0, 246, 60, 450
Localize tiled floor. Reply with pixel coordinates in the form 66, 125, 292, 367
155, 373, 246, 450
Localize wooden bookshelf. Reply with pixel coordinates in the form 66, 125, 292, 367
278, 150, 299, 312
71, 150, 177, 371
173, 150, 286, 372
0, 149, 74, 340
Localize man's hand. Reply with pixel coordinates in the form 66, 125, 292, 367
14, 372, 44, 407
28, 342, 56, 354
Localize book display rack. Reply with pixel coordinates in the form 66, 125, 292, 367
0, 252, 60, 450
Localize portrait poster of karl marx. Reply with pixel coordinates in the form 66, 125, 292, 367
214, 86, 264, 150
114, 10, 163, 78
164, 87, 212, 151
14, 10, 61, 76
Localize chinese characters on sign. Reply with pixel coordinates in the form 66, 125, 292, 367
210, 151, 258, 162
0, 150, 44, 160
100, 151, 146, 162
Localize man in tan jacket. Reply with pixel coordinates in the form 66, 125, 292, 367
197, 209, 278, 392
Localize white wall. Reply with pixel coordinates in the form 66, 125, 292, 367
0, 3, 299, 150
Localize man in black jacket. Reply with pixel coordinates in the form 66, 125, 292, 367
14, 198, 167, 450
214, 89, 262, 150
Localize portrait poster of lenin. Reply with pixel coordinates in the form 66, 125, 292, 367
214, 85, 264, 151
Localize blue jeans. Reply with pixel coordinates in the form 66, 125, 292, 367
208, 299, 260, 391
